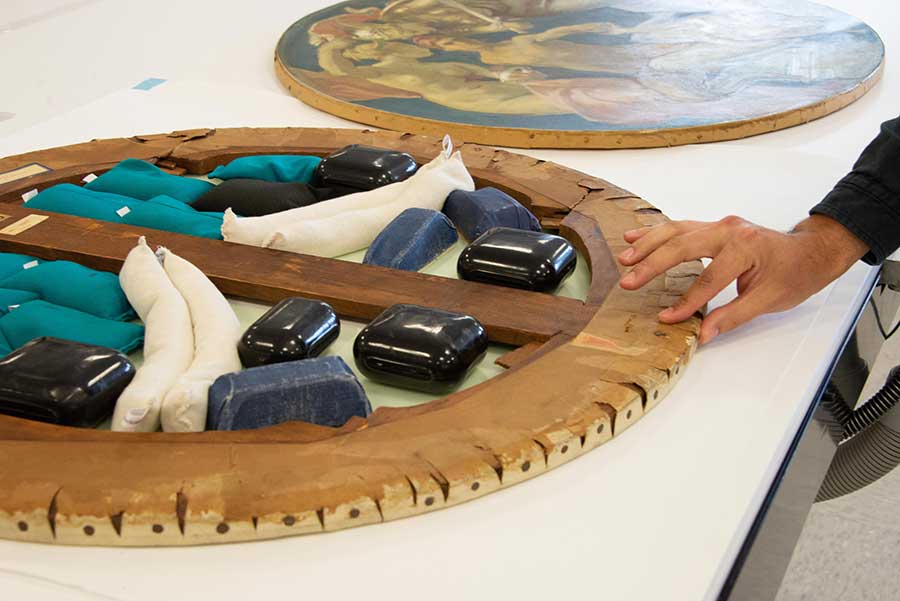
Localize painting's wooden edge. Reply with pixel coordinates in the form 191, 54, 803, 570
0, 127, 700, 546
274, 53, 884, 150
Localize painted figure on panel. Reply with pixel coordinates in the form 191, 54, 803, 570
278, 0, 883, 130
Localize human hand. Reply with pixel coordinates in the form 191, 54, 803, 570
617, 215, 869, 344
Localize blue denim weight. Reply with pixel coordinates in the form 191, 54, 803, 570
207, 356, 371, 430
363, 208, 458, 271
443, 187, 541, 241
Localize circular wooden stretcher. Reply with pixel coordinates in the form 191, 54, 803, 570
0, 128, 701, 546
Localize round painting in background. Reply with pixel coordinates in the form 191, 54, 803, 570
275, 0, 884, 149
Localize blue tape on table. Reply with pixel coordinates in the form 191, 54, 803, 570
132, 78, 167, 91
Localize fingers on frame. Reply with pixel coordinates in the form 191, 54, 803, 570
658, 247, 750, 324
619, 220, 718, 266
621, 226, 729, 291
623, 226, 653, 243
619, 222, 683, 266
698, 291, 774, 344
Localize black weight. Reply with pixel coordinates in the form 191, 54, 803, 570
457, 227, 577, 292
314, 144, 418, 192
0, 337, 135, 427
238, 297, 340, 368
353, 304, 488, 392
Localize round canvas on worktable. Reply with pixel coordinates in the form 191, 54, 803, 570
275, 0, 885, 148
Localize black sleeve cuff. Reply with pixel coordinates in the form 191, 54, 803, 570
810, 172, 900, 265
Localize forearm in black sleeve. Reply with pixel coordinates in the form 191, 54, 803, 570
810, 115, 900, 265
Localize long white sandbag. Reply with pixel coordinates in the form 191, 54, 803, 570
112, 237, 194, 432
263, 150, 474, 257
221, 143, 462, 247
159, 248, 242, 432
221, 181, 403, 246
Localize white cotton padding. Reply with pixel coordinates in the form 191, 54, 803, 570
221, 179, 405, 247
263, 151, 475, 257
112, 237, 194, 432
221, 148, 469, 248
159, 248, 241, 432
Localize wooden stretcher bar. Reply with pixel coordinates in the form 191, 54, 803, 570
0, 205, 594, 346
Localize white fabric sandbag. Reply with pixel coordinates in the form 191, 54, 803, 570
112, 237, 194, 432
221, 182, 403, 247
221, 145, 463, 247
160, 248, 242, 432
264, 150, 474, 257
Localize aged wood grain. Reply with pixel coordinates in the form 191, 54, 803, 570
0, 205, 592, 346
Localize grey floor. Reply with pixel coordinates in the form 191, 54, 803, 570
776, 333, 900, 600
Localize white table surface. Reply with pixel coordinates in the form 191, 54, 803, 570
0, 1, 897, 600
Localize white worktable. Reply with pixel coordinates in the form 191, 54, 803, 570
0, 1, 897, 600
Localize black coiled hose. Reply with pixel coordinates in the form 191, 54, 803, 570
817, 422, 900, 502
817, 366, 900, 502
842, 366, 900, 440
819, 383, 854, 445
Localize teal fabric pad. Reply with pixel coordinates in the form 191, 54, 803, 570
0, 301, 143, 354
0, 289, 40, 315
208, 154, 321, 183
0, 254, 40, 281
0, 327, 10, 356
85, 158, 213, 202
28, 184, 224, 239
122, 195, 223, 239
0, 261, 135, 320
27, 184, 139, 221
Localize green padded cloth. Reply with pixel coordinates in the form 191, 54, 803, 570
85, 158, 214, 203
132, 195, 223, 239
0, 261, 135, 321
208, 155, 321, 183
0, 301, 143, 354
0, 327, 10, 356
27, 183, 140, 220
0, 254, 40, 280
27, 184, 224, 239
0, 289, 40, 315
